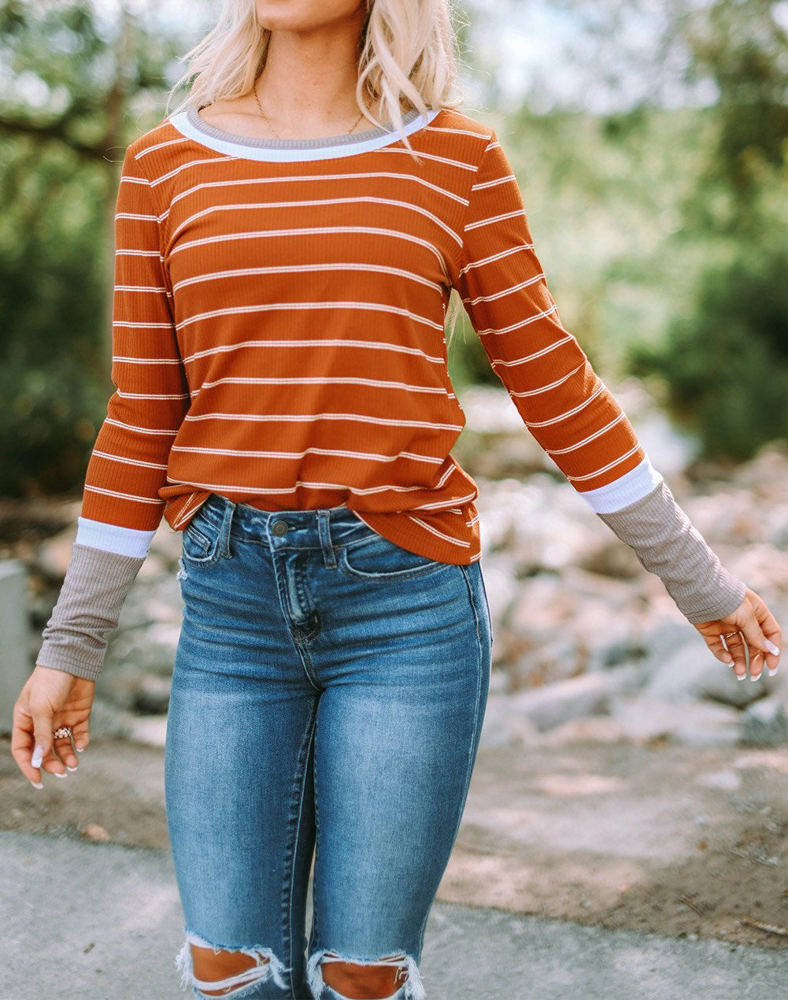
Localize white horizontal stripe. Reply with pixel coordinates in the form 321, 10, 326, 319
113, 321, 174, 330
577, 457, 662, 514
566, 444, 643, 485
170, 170, 469, 210
115, 391, 189, 401
115, 249, 160, 258
170, 444, 442, 464
181, 337, 444, 366
116, 212, 158, 222
459, 244, 533, 277
425, 125, 492, 141
76, 518, 157, 558
463, 273, 544, 306
382, 147, 479, 172
150, 156, 233, 188
170, 226, 447, 275
525, 382, 605, 429
183, 412, 463, 432
173, 262, 442, 296
115, 285, 168, 294
406, 516, 471, 547
546, 414, 625, 456
104, 418, 178, 436
485, 140, 502, 153
134, 134, 190, 159
176, 300, 444, 333
198, 375, 446, 394
472, 174, 517, 192
120, 175, 148, 186
92, 450, 169, 470
465, 209, 527, 233
84, 485, 163, 505
508, 364, 585, 399
172, 196, 462, 246
113, 357, 183, 366
489, 333, 573, 370
478, 303, 560, 338
166, 477, 431, 498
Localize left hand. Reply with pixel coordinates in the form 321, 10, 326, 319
694, 588, 781, 681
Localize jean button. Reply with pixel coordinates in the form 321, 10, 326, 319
271, 519, 289, 537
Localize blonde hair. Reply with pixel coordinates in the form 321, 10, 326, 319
178, 0, 461, 130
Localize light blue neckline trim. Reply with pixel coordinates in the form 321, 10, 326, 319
577, 457, 663, 514
169, 108, 440, 163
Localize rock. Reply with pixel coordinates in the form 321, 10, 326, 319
741, 697, 788, 746
645, 638, 768, 709
34, 525, 76, 580
539, 716, 627, 746
81, 824, 111, 842
480, 695, 540, 748
611, 695, 741, 747
503, 665, 643, 733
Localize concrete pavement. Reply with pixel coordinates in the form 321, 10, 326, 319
2, 830, 785, 1000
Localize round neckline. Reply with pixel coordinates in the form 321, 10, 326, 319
190, 105, 418, 150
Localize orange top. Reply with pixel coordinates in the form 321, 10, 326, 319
81, 108, 654, 563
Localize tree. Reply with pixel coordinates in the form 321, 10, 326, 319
0, 1, 205, 494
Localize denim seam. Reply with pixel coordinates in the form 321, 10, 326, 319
280, 702, 318, 999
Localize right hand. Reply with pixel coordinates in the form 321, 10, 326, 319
11, 666, 95, 787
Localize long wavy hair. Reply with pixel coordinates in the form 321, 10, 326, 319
178, 0, 461, 132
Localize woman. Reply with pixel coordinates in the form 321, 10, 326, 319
11, 2, 781, 998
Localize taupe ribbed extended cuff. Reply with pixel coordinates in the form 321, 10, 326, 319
598, 482, 746, 624
36, 544, 145, 681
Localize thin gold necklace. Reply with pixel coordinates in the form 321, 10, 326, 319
253, 82, 364, 139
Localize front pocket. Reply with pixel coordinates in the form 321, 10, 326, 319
181, 516, 221, 565
339, 531, 446, 579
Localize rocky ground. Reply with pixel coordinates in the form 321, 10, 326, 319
1, 384, 787, 949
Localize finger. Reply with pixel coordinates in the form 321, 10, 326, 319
52, 726, 79, 772
11, 703, 44, 789
30, 705, 64, 777
720, 631, 749, 680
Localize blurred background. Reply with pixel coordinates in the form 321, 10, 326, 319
0, 0, 786, 497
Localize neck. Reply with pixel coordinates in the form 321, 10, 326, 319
257, 20, 366, 133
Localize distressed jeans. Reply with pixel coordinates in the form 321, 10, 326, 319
165, 496, 491, 999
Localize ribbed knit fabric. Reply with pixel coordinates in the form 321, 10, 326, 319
80, 107, 649, 564
37, 545, 144, 680
599, 483, 746, 623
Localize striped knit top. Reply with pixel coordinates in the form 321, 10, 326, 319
79, 107, 661, 564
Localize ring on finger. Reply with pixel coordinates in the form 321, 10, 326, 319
53, 726, 73, 740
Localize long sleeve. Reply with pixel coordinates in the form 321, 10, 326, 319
36, 142, 190, 678
455, 135, 647, 503
454, 133, 746, 623
81, 143, 189, 536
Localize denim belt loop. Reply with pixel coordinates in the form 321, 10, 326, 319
217, 497, 236, 559
317, 510, 338, 569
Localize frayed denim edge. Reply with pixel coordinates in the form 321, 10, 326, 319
306, 950, 426, 1000
176, 929, 288, 995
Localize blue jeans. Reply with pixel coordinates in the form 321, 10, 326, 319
165, 496, 491, 1000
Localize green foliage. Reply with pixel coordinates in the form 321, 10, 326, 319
632, 241, 788, 459
0, 0, 197, 496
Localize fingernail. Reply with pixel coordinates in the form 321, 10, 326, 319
66, 765, 78, 773
750, 674, 761, 682
31, 745, 44, 769
75, 747, 85, 753
737, 673, 746, 682
768, 667, 779, 677
53, 772, 67, 779
30, 781, 44, 790
765, 640, 780, 656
